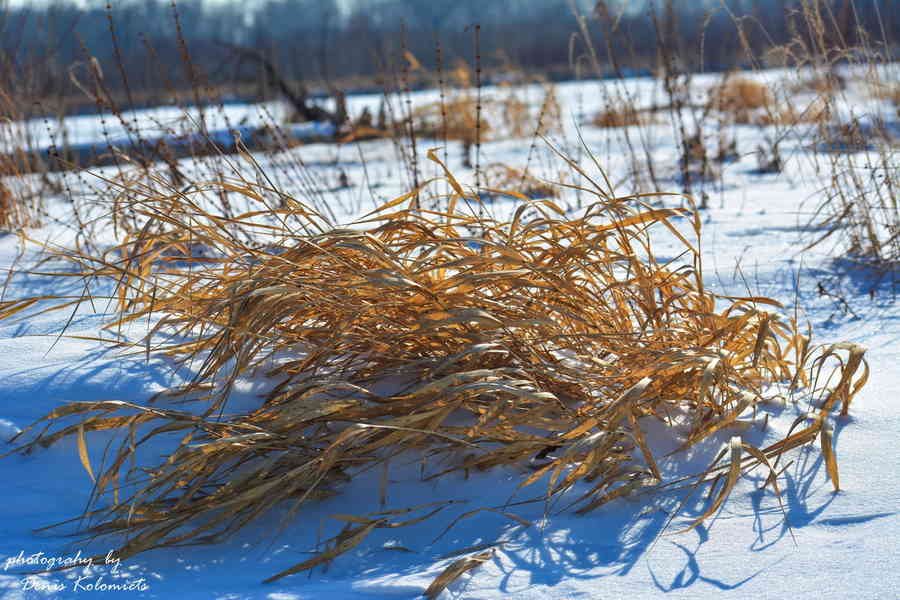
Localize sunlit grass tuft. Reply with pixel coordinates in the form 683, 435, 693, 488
1, 152, 867, 582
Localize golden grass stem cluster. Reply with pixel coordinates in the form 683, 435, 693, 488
1, 154, 867, 583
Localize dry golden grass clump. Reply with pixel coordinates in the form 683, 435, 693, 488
711, 76, 773, 119
410, 85, 559, 144
482, 163, 558, 198
592, 105, 648, 128
395, 59, 560, 143
492, 83, 561, 140
1, 156, 867, 582
412, 97, 489, 143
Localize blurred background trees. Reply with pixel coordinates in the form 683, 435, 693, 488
0, 0, 896, 111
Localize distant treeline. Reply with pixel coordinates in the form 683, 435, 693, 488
1, 0, 897, 103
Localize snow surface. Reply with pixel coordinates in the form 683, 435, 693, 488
1, 70, 899, 599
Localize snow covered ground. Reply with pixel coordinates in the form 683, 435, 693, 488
1, 71, 899, 599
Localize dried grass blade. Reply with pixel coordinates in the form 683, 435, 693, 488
678, 437, 743, 533
820, 423, 840, 492
76, 424, 96, 483
629, 411, 661, 482
424, 549, 494, 600
262, 519, 385, 583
